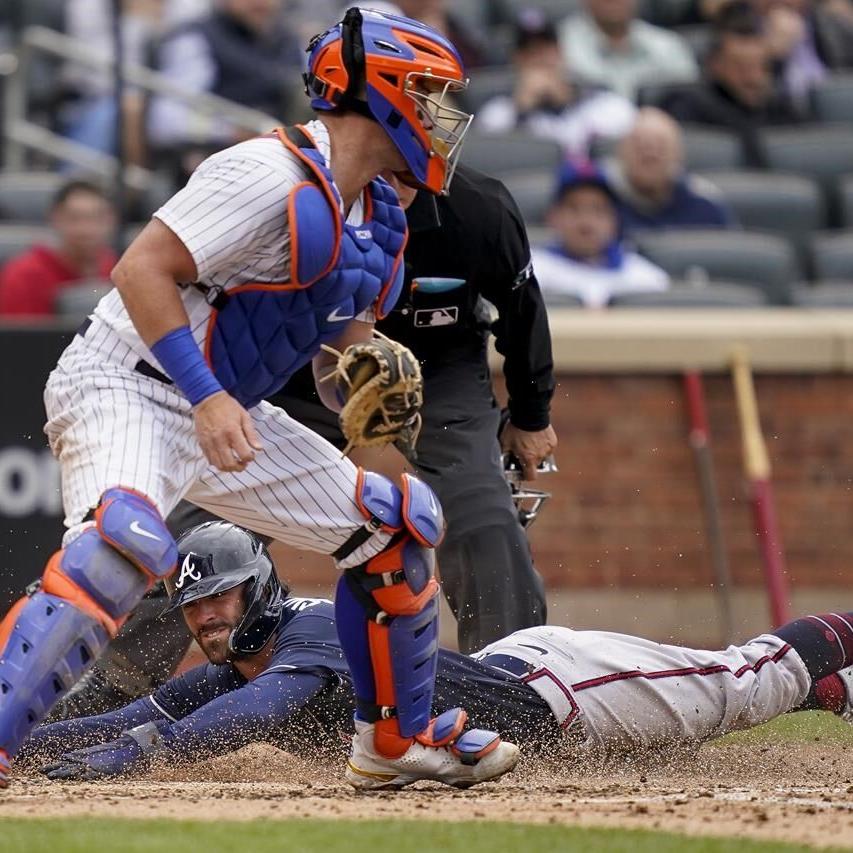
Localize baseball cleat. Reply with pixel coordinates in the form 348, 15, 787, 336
838, 666, 853, 723
0, 749, 10, 789
345, 717, 520, 791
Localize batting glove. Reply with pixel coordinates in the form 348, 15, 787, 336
41, 720, 171, 781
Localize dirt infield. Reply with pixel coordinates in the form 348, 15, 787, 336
3, 739, 852, 850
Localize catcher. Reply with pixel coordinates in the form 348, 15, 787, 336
19, 522, 853, 782
0, 8, 519, 790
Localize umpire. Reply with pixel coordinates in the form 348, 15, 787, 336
48, 163, 557, 720
274, 163, 557, 653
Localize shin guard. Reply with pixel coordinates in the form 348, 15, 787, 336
336, 471, 444, 758
0, 488, 177, 764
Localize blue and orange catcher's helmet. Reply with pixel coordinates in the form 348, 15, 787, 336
304, 7, 472, 195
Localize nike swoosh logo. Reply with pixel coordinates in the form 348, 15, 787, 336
129, 520, 162, 541
327, 307, 355, 322
427, 490, 438, 515
517, 642, 548, 655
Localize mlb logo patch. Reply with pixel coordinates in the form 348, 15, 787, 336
414, 307, 459, 327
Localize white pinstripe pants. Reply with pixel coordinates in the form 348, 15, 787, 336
43, 324, 388, 566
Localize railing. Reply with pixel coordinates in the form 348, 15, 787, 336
2, 25, 280, 188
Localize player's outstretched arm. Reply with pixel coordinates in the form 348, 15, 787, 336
112, 220, 262, 473
38, 669, 330, 781
17, 696, 166, 769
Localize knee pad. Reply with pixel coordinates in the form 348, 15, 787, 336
343, 471, 444, 753
48, 488, 177, 629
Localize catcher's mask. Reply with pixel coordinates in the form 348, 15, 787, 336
165, 522, 287, 656
503, 454, 558, 529
303, 7, 472, 194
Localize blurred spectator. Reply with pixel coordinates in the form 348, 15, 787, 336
754, 0, 853, 106
60, 0, 205, 163
0, 181, 117, 318
531, 161, 670, 308
477, 10, 636, 157
146, 0, 302, 174
604, 107, 735, 231
663, 5, 804, 166
394, 0, 489, 68
558, 0, 700, 100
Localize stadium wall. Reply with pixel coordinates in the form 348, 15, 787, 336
1, 313, 851, 644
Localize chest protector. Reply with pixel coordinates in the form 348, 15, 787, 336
201, 125, 408, 409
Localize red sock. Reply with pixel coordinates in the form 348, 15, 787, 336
813, 673, 846, 714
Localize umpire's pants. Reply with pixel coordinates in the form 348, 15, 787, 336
279, 359, 548, 653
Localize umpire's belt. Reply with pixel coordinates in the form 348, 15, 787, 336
77, 317, 174, 387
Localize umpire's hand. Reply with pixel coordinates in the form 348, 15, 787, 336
193, 391, 263, 472
501, 423, 558, 481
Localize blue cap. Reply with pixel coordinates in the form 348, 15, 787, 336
552, 159, 617, 205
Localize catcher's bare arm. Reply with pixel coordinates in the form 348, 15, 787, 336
312, 318, 375, 413
112, 220, 262, 473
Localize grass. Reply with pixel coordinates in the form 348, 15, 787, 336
717, 709, 853, 745
2, 819, 844, 853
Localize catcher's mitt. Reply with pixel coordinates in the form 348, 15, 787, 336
322, 332, 423, 458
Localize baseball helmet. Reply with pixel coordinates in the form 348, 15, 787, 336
303, 7, 472, 195
165, 522, 287, 656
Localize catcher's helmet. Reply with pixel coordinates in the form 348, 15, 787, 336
303, 7, 472, 195
165, 522, 287, 655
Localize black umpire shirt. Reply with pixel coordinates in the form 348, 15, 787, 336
277, 164, 555, 431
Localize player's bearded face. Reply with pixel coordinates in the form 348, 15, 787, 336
182, 585, 247, 664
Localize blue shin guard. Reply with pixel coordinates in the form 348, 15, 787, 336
336, 471, 444, 757
0, 593, 110, 765
0, 488, 176, 775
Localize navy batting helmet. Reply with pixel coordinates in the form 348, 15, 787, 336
165, 522, 287, 655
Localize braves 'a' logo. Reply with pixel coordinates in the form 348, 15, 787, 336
174, 553, 202, 589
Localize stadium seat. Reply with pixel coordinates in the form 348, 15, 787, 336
763, 126, 853, 223
811, 73, 853, 124
699, 170, 824, 247
0, 172, 64, 222
810, 230, 853, 281
681, 125, 745, 171
542, 292, 586, 308
609, 283, 767, 307
502, 170, 555, 226
526, 225, 551, 248
791, 281, 853, 307
0, 225, 53, 265
54, 280, 113, 322
840, 174, 853, 228
634, 229, 798, 304
460, 132, 564, 178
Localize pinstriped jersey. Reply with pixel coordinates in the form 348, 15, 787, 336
91, 120, 372, 372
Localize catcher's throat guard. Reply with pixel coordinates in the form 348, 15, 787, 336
335, 470, 445, 758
